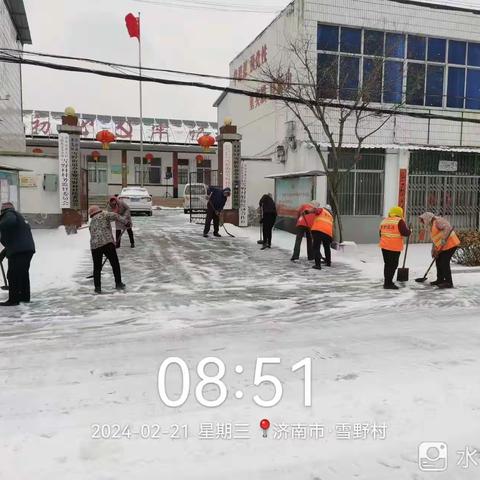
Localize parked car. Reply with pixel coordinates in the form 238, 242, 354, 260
183, 183, 208, 213
118, 187, 153, 216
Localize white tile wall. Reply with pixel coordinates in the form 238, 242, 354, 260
0, 0, 26, 153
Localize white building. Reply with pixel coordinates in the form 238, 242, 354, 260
216, 0, 480, 242
0, 0, 31, 209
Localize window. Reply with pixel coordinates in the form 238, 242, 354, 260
178, 166, 189, 185
468, 42, 480, 67
383, 61, 403, 104
317, 53, 338, 98
425, 65, 444, 107
134, 157, 162, 184
363, 58, 382, 102
317, 24, 338, 51
407, 35, 426, 60
339, 56, 359, 100
385, 33, 405, 58
449, 40, 466, 64
466, 69, 480, 109
327, 150, 385, 216
340, 27, 361, 54
447, 67, 465, 108
428, 38, 446, 62
406, 63, 426, 105
364, 30, 384, 56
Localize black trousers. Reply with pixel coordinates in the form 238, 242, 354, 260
7, 252, 34, 303
116, 228, 134, 247
435, 247, 457, 285
262, 213, 276, 246
203, 206, 220, 235
91, 243, 122, 290
312, 231, 332, 267
382, 249, 401, 285
292, 226, 313, 260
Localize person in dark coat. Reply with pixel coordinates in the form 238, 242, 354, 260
0, 202, 36, 306
259, 193, 277, 250
203, 187, 231, 237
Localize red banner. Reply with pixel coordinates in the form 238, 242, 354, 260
398, 168, 407, 213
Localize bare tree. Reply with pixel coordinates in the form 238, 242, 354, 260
262, 36, 405, 242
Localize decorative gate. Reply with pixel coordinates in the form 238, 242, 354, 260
406, 151, 480, 241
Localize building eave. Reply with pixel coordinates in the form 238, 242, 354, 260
5, 0, 32, 45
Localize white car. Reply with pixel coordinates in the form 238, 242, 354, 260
183, 183, 208, 213
118, 187, 153, 216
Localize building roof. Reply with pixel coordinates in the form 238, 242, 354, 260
4, 0, 32, 45
265, 170, 326, 179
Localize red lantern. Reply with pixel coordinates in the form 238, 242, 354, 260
198, 134, 215, 152
96, 130, 116, 150
91, 150, 100, 161
32, 148, 43, 154
260, 418, 270, 438
195, 154, 204, 164
145, 153, 154, 163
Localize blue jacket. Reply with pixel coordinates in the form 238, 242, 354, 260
0, 209, 36, 258
208, 187, 228, 212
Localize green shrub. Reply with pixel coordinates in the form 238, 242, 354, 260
454, 230, 480, 266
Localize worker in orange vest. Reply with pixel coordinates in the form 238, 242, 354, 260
309, 204, 334, 270
290, 201, 318, 262
379, 206, 411, 290
419, 211, 460, 289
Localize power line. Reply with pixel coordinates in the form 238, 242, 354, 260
3, 53, 480, 126
131, 0, 282, 13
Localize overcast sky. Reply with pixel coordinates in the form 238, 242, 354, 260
21, 0, 288, 121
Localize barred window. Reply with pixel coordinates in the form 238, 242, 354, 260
134, 157, 161, 184
328, 150, 385, 216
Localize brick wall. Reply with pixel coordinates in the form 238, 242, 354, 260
0, 0, 26, 153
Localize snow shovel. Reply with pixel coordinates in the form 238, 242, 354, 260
257, 208, 264, 244
396, 233, 410, 282
0, 261, 8, 291
415, 227, 454, 283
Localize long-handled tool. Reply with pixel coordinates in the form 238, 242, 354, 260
1, 261, 8, 291
415, 227, 454, 283
257, 206, 264, 244
397, 231, 411, 282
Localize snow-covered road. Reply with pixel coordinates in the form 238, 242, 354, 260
1, 211, 480, 479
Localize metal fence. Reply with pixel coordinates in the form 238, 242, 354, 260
187, 170, 219, 224
407, 174, 480, 241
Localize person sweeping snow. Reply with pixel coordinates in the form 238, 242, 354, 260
258, 193, 277, 250
379, 206, 411, 290
290, 201, 318, 262
419, 212, 460, 289
308, 204, 334, 270
108, 196, 134, 248
88, 205, 127, 294
203, 187, 231, 238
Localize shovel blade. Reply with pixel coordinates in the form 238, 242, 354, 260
397, 268, 409, 282
415, 277, 427, 283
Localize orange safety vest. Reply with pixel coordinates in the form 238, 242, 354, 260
431, 223, 460, 251
311, 209, 334, 237
379, 217, 403, 252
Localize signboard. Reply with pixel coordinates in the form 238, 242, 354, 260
398, 168, 407, 213
20, 174, 38, 188
239, 161, 248, 227
70, 135, 81, 209
58, 133, 71, 208
275, 177, 315, 217
24, 111, 218, 145
223, 142, 233, 210
438, 160, 458, 172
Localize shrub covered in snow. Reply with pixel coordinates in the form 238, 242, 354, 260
454, 230, 480, 266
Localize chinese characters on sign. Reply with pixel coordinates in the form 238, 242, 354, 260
223, 142, 233, 210
58, 133, 71, 209
398, 168, 407, 212
239, 161, 248, 226
24, 111, 218, 145
248, 69, 293, 111
233, 45, 268, 82
69, 135, 81, 209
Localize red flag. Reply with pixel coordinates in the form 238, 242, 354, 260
125, 13, 140, 39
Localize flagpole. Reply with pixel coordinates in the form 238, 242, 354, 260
138, 11, 145, 187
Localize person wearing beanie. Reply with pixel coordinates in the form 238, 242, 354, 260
88, 205, 128, 294
108, 196, 134, 248
203, 186, 231, 238
258, 193, 277, 250
308, 203, 335, 270
379, 206, 411, 290
419, 211, 460, 289
290, 200, 319, 261
0, 202, 36, 306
